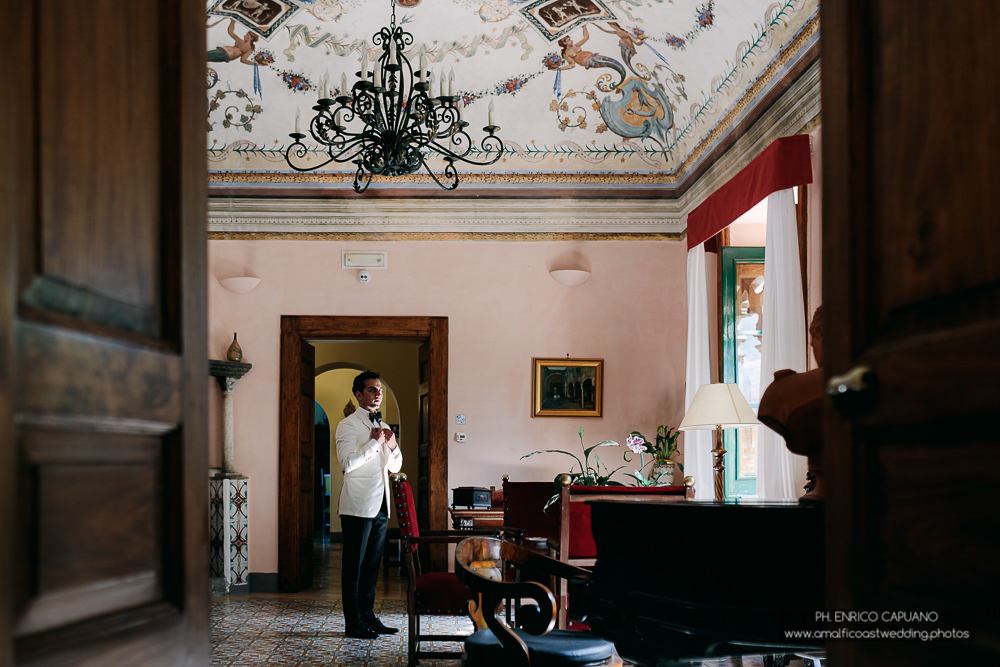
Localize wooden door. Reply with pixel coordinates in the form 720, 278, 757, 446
0, 1, 208, 665
823, 1, 1000, 664
417, 342, 431, 531
279, 324, 316, 592
278, 317, 450, 581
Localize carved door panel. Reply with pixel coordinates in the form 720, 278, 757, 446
278, 321, 316, 592
297, 341, 316, 589
824, 1, 1000, 664
0, 1, 208, 665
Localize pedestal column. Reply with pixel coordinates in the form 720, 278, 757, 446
209, 359, 252, 594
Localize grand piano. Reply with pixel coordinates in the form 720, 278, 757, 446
580, 498, 825, 666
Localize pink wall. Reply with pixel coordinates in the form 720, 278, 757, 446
208, 239, 690, 573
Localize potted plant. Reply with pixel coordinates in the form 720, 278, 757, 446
628, 425, 682, 485
623, 433, 664, 486
521, 427, 624, 511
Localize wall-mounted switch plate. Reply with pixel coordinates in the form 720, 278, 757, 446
455, 414, 466, 425
455, 433, 466, 442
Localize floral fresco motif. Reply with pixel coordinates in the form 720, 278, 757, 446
654, 0, 715, 51
206, 0, 818, 176
208, 88, 262, 133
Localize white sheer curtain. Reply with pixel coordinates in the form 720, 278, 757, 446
756, 188, 809, 499
684, 244, 713, 499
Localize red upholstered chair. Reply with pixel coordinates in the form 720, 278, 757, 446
500, 478, 566, 628
391, 473, 495, 667
501, 478, 561, 546
549, 480, 695, 628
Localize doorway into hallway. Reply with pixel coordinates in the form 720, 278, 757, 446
278, 316, 450, 592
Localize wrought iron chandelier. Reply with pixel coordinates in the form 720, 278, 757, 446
285, 0, 504, 192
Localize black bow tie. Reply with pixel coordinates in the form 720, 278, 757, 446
369, 411, 382, 425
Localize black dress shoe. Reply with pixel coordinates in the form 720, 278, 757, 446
345, 620, 379, 639
363, 614, 399, 634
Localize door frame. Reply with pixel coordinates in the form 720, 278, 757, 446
279, 316, 449, 587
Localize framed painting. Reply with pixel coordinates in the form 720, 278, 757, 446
532, 358, 603, 418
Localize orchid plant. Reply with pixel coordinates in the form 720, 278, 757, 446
521, 427, 625, 511
623, 433, 664, 486
624, 426, 683, 487
631, 425, 682, 466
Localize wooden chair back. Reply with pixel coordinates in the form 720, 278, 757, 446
455, 537, 602, 667
391, 474, 423, 577
502, 479, 560, 545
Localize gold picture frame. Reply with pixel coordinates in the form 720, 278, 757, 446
531, 358, 603, 418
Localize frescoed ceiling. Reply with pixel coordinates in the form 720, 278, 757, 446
207, 0, 819, 234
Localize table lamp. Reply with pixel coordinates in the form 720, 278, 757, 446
678, 383, 760, 500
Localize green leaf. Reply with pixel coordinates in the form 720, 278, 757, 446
583, 440, 619, 460
542, 493, 560, 514
520, 449, 585, 474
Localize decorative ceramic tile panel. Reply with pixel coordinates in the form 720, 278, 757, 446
209, 476, 249, 593
209, 480, 225, 578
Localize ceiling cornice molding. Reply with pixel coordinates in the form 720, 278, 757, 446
680, 58, 821, 218
207, 60, 820, 238
208, 197, 686, 234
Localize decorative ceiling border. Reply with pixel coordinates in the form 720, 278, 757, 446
208, 59, 820, 238
207, 231, 685, 241
208, 198, 686, 235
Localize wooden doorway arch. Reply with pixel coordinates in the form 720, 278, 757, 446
279, 316, 449, 591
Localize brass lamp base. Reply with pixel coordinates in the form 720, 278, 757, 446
712, 425, 726, 500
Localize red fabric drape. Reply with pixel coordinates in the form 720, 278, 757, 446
687, 135, 813, 250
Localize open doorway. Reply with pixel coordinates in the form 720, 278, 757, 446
311, 347, 421, 545
278, 316, 449, 592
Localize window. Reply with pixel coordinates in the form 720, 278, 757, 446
721, 246, 764, 497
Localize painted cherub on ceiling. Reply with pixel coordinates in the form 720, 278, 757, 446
208, 19, 260, 65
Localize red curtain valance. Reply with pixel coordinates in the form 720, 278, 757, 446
686, 135, 813, 250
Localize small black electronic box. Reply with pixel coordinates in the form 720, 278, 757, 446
451, 486, 492, 509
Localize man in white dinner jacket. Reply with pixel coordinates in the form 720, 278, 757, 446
335, 370, 403, 639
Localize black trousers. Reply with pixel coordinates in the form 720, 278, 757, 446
340, 495, 389, 624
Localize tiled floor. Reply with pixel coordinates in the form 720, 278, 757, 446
211, 541, 467, 667
209, 541, 806, 666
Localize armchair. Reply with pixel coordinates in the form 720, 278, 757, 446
454, 536, 622, 667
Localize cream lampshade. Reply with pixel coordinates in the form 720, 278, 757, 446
678, 383, 760, 500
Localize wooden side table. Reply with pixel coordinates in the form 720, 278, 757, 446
448, 508, 504, 530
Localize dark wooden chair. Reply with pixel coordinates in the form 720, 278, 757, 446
501, 477, 561, 547
548, 478, 696, 628
500, 477, 563, 627
454, 536, 622, 667
390, 473, 496, 667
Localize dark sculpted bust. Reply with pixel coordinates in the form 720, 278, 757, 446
757, 306, 825, 500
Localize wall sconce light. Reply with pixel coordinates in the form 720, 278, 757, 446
219, 277, 261, 293
549, 269, 592, 286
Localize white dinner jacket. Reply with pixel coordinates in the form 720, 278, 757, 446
335, 408, 403, 518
